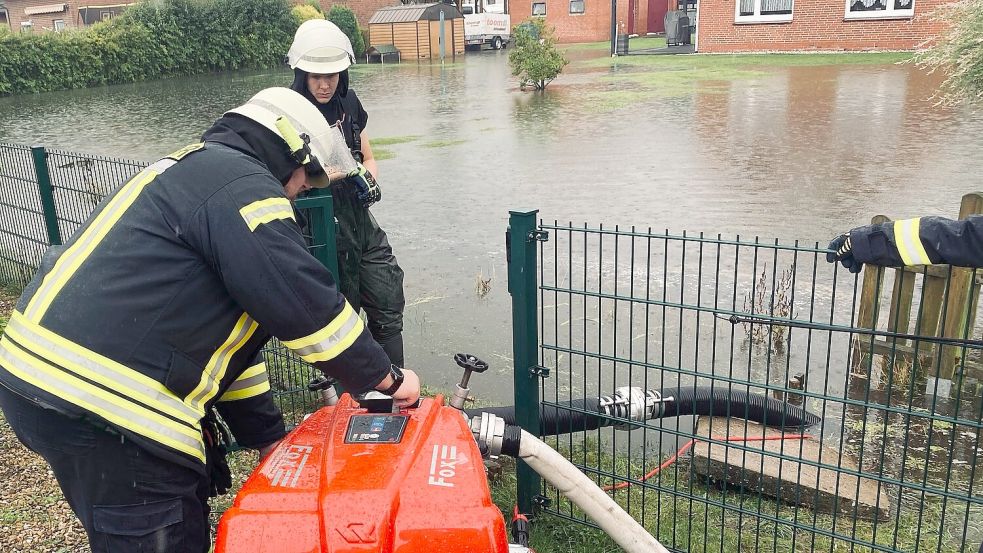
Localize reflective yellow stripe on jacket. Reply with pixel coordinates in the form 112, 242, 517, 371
24, 160, 177, 322
282, 301, 364, 363
186, 313, 258, 412
0, 311, 206, 462
239, 198, 295, 232
219, 361, 270, 402
893, 218, 932, 266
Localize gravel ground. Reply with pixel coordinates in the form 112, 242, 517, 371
0, 290, 256, 552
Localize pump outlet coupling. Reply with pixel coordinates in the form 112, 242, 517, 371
598, 387, 672, 429
469, 412, 506, 459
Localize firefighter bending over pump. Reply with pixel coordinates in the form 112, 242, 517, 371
0, 87, 420, 553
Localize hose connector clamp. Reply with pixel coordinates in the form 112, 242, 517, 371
468, 412, 506, 459
599, 387, 672, 429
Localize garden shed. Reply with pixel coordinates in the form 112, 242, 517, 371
367, 3, 465, 61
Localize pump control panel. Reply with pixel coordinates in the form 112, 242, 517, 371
345, 414, 408, 444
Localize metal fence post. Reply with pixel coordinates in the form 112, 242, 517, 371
507, 209, 541, 514
294, 188, 338, 277
31, 145, 62, 246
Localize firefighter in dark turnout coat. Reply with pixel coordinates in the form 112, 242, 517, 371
0, 87, 420, 553
827, 216, 983, 272
286, 19, 406, 367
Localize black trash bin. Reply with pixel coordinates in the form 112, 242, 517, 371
615, 34, 629, 55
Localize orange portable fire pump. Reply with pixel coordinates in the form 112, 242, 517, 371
215, 354, 818, 553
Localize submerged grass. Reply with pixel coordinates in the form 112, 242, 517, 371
372, 135, 423, 146
422, 139, 468, 149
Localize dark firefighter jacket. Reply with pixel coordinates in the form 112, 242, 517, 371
0, 141, 392, 473
850, 216, 983, 268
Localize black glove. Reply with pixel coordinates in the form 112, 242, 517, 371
826, 232, 862, 274
202, 411, 233, 497
347, 163, 382, 208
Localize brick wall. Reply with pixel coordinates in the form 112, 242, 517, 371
318, 0, 400, 29
510, 0, 661, 42
3, 0, 130, 32
697, 0, 949, 52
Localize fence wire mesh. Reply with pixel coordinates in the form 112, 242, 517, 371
0, 143, 49, 289
535, 222, 983, 552
0, 143, 325, 429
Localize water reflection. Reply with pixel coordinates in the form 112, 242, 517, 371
1, 50, 982, 403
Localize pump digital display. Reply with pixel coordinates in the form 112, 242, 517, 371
345, 414, 408, 443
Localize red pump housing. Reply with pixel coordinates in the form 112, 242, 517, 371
215, 394, 510, 553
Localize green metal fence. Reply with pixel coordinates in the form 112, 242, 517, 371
508, 213, 983, 552
0, 143, 334, 428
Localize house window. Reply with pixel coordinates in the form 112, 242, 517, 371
531, 2, 546, 15
735, 0, 793, 22
570, 0, 585, 13
53, 19, 65, 31
845, 0, 913, 18
21, 20, 33, 32
101, 11, 113, 20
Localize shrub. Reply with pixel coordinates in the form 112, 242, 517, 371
915, 0, 983, 104
0, 0, 298, 96
292, 4, 324, 24
508, 18, 567, 91
327, 5, 364, 57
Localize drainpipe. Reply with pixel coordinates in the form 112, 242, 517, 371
1, 8, 9, 31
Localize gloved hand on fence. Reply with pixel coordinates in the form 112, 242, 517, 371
347, 163, 382, 208
826, 232, 862, 274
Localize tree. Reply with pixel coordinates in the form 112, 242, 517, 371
327, 5, 364, 57
291, 4, 323, 24
508, 19, 568, 91
916, 0, 983, 104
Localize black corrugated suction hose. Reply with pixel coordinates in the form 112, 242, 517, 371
465, 386, 820, 437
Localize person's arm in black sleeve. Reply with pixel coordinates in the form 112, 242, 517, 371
214, 352, 286, 451
843, 216, 983, 268
186, 171, 392, 394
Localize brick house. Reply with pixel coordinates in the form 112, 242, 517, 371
317, 0, 399, 29
696, 0, 949, 52
2, 0, 131, 32
510, 0, 673, 42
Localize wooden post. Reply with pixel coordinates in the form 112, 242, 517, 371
911, 268, 947, 379
937, 192, 983, 381
851, 215, 890, 374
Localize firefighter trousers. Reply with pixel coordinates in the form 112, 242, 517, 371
0, 384, 211, 553
332, 182, 406, 366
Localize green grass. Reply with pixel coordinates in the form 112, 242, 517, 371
372, 135, 422, 146
373, 148, 396, 161
422, 139, 467, 149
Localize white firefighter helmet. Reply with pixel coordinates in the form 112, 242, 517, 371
227, 87, 351, 188
286, 19, 356, 74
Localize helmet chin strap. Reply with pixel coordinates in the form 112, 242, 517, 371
274, 116, 327, 185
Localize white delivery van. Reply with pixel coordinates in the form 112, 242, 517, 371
462, 0, 510, 49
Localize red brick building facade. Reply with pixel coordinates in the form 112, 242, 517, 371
319, 0, 399, 29
2, 0, 130, 32
696, 0, 949, 52
509, 0, 671, 42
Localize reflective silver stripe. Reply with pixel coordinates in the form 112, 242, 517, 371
187, 315, 258, 408
0, 337, 205, 461
147, 158, 177, 173
300, 51, 349, 63
893, 218, 931, 266
239, 198, 295, 232
4, 312, 200, 425
289, 309, 362, 360
219, 371, 270, 401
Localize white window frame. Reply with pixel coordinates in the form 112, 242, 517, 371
21, 20, 33, 32
53, 19, 65, 31
734, 0, 793, 23
844, 0, 913, 19
531, 1, 546, 16
569, 0, 585, 14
